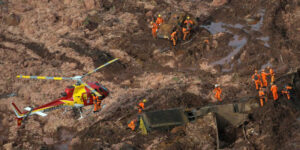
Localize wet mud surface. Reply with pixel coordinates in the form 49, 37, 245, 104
0, 0, 299, 149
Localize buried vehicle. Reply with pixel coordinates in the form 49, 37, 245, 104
156, 12, 198, 39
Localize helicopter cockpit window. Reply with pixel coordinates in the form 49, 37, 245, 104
98, 88, 104, 93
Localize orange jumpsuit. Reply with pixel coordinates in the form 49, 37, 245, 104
184, 19, 194, 29
182, 27, 190, 41
138, 102, 145, 113
151, 23, 158, 38
282, 86, 292, 100
213, 87, 222, 101
156, 17, 164, 26
261, 71, 269, 87
269, 68, 275, 84
258, 89, 266, 107
171, 31, 177, 46
270, 84, 278, 100
252, 73, 263, 90
128, 120, 136, 131
93, 96, 102, 112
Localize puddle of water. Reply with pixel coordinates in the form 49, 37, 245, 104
257, 36, 270, 47
212, 35, 247, 66
260, 61, 272, 70
201, 21, 245, 35
201, 22, 228, 34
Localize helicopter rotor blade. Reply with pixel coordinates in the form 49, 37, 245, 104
81, 58, 119, 78
81, 82, 102, 97
17, 75, 73, 80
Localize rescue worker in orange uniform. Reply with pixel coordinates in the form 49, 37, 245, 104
261, 69, 269, 87
128, 119, 137, 131
258, 87, 267, 107
170, 30, 177, 46
150, 21, 158, 39
213, 84, 222, 102
138, 99, 147, 113
267, 66, 275, 84
155, 14, 164, 26
281, 85, 292, 100
270, 83, 278, 101
182, 27, 190, 41
184, 16, 194, 29
252, 70, 263, 90
182, 16, 193, 41
93, 95, 102, 113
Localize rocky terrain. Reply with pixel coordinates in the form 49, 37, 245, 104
0, 0, 299, 149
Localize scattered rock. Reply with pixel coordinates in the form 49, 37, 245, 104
211, 0, 228, 7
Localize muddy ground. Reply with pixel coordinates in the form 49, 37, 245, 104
0, 0, 299, 149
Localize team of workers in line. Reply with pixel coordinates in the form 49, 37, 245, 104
213, 66, 293, 106
251, 67, 293, 107
151, 14, 194, 46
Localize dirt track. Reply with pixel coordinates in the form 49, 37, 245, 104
0, 0, 300, 149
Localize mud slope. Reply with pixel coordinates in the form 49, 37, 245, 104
0, 0, 299, 149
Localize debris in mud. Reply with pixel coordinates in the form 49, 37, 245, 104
1, 0, 300, 149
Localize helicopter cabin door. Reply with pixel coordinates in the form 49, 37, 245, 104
82, 92, 93, 105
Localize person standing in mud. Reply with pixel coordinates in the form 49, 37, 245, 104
170, 29, 178, 46
261, 69, 269, 87
182, 16, 194, 41
270, 83, 278, 101
252, 70, 263, 90
258, 87, 267, 107
137, 99, 147, 113
155, 14, 164, 27
213, 84, 222, 102
267, 66, 275, 84
150, 21, 158, 39
281, 84, 293, 100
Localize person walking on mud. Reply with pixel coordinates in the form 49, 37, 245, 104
252, 70, 263, 90
213, 84, 222, 102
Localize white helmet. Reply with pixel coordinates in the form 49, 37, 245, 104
215, 84, 219, 88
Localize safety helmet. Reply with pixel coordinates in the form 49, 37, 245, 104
158, 14, 161, 17
187, 16, 190, 19
215, 84, 219, 88
143, 99, 147, 103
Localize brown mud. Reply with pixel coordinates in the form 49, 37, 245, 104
0, 0, 299, 149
